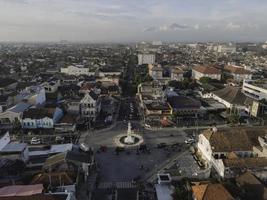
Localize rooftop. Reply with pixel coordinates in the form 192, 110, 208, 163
192, 183, 234, 200
224, 65, 251, 75
193, 65, 221, 74
0, 78, 17, 88
212, 86, 251, 105
236, 172, 267, 200
23, 108, 56, 119
155, 184, 174, 200
8, 102, 32, 113
244, 79, 267, 90
0, 143, 27, 152
0, 184, 43, 197
145, 101, 171, 111
167, 96, 201, 109
202, 127, 267, 152
223, 157, 267, 168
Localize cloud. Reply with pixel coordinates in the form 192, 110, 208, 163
225, 22, 241, 31
143, 26, 158, 32
0, 0, 29, 4
144, 23, 195, 32
169, 23, 190, 30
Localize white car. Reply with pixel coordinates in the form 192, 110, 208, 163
31, 137, 41, 145
185, 138, 195, 144
55, 136, 64, 143
144, 124, 151, 128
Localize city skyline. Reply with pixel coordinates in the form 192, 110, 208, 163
0, 0, 267, 42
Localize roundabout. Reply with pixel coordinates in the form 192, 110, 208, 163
114, 122, 144, 147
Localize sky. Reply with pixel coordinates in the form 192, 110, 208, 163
0, 0, 266, 42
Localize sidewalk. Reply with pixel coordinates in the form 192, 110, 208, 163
143, 123, 229, 131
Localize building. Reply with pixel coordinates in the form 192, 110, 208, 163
96, 67, 122, 77
192, 66, 221, 81
80, 91, 101, 122
212, 86, 252, 110
170, 67, 184, 81
60, 65, 94, 76
243, 79, 267, 100
43, 150, 94, 180
0, 78, 17, 95
54, 114, 76, 133
66, 97, 82, 115
0, 102, 32, 124
224, 65, 252, 82
217, 44, 236, 53
197, 127, 267, 178
42, 80, 60, 93
137, 81, 163, 101
0, 184, 74, 200
149, 64, 163, 80
0, 131, 10, 151
155, 174, 174, 200
143, 101, 172, 121
22, 107, 63, 129
17, 86, 46, 106
167, 96, 201, 117
236, 172, 267, 200
138, 53, 155, 65
0, 142, 29, 162
192, 183, 234, 200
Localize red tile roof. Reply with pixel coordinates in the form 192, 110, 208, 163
0, 184, 43, 197
192, 183, 234, 200
224, 65, 251, 74
193, 65, 221, 74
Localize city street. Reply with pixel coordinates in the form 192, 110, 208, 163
82, 120, 193, 182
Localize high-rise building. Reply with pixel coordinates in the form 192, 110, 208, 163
138, 54, 156, 65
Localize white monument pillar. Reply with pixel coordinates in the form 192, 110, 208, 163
124, 122, 134, 144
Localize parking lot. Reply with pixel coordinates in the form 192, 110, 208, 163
95, 144, 186, 182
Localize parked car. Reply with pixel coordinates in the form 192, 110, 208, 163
55, 136, 64, 143
144, 124, 151, 128
31, 137, 41, 145
157, 143, 167, 148
185, 138, 195, 144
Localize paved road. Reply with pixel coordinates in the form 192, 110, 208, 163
82, 120, 191, 182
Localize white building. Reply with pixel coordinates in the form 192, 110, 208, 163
80, 91, 101, 122
0, 102, 32, 124
212, 86, 250, 110
42, 80, 60, 93
224, 65, 252, 82
149, 64, 163, 80
15, 86, 46, 106
22, 107, 63, 129
217, 44, 236, 53
197, 128, 267, 178
138, 54, 155, 65
243, 79, 267, 100
61, 65, 94, 76
0, 131, 10, 151
152, 41, 162, 46
170, 67, 184, 81
192, 66, 221, 81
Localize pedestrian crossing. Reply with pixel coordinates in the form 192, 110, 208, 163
98, 182, 136, 189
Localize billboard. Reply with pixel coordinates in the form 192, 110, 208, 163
251, 101, 259, 117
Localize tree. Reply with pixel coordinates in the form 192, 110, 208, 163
172, 187, 183, 200
199, 77, 212, 84
168, 80, 182, 88
228, 114, 240, 125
